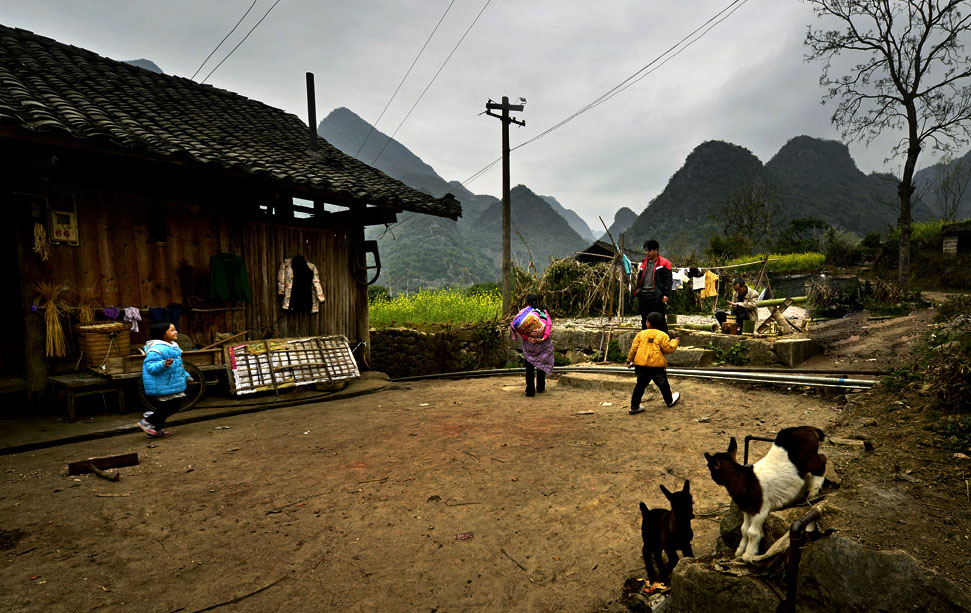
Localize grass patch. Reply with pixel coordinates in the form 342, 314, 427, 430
722, 252, 825, 273
370, 288, 501, 327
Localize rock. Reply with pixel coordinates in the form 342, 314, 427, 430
667, 348, 714, 367
716, 501, 789, 556
796, 536, 971, 612
565, 349, 590, 364
670, 557, 781, 612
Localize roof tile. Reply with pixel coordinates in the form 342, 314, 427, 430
0, 24, 460, 220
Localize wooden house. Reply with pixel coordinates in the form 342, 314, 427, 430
942, 221, 971, 257
0, 24, 460, 393
575, 240, 642, 265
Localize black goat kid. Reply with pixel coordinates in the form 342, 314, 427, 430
639, 480, 694, 583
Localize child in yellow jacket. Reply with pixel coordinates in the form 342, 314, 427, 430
627, 312, 681, 414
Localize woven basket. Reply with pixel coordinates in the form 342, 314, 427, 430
76, 321, 131, 368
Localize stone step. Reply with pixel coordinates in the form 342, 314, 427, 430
555, 372, 651, 394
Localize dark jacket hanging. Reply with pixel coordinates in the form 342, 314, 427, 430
209, 253, 252, 303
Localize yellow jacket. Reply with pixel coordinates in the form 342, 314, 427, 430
626, 328, 679, 367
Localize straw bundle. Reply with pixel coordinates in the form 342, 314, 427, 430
33, 281, 70, 358
77, 287, 100, 325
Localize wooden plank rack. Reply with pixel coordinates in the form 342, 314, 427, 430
225, 335, 360, 396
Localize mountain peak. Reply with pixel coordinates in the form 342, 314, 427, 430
124, 58, 163, 74
769, 135, 859, 173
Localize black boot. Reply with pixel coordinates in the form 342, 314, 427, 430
537, 370, 546, 393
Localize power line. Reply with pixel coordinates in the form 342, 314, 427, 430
355, 0, 458, 158
190, 0, 259, 81
462, 0, 749, 186
370, 0, 492, 166
201, 0, 284, 84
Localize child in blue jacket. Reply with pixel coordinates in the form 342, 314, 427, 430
139, 321, 193, 438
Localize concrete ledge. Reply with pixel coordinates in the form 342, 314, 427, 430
773, 338, 819, 368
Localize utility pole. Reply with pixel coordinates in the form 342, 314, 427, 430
484, 96, 525, 314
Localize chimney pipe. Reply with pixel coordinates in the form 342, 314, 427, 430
306, 72, 317, 151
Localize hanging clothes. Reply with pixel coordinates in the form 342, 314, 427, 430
103, 307, 121, 320
278, 257, 326, 313
700, 270, 719, 299
692, 275, 707, 291
123, 306, 142, 332
149, 307, 182, 328
209, 253, 252, 303
672, 268, 689, 291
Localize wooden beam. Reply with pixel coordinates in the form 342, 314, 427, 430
68, 452, 139, 475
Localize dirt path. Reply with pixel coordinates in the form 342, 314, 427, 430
0, 375, 837, 612
2, 308, 968, 611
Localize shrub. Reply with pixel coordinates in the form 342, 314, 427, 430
935, 294, 971, 323
824, 228, 864, 266
368, 285, 390, 303
706, 233, 753, 261
465, 282, 501, 296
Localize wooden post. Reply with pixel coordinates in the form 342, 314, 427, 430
484, 97, 525, 314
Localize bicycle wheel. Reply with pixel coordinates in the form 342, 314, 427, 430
139, 361, 207, 412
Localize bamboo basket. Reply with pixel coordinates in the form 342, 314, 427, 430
76, 322, 131, 368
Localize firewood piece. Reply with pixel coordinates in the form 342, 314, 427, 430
68, 452, 138, 475
89, 465, 121, 481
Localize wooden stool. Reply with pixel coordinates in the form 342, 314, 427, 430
48, 373, 126, 421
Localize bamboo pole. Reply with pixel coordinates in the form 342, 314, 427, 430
757, 296, 808, 307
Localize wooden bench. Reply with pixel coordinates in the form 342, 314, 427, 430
48, 373, 126, 421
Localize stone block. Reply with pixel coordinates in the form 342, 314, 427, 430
772, 338, 819, 368
666, 348, 714, 367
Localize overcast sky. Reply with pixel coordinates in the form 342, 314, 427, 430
0, 0, 952, 232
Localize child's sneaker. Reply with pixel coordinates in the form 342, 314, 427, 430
152, 429, 174, 438
667, 392, 681, 407
137, 419, 159, 437
629, 405, 646, 414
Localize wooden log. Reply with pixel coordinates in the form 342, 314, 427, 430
68, 452, 139, 476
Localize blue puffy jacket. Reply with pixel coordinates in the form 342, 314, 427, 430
142, 340, 190, 397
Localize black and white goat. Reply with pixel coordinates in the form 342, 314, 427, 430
704, 426, 826, 560
640, 480, 694, 583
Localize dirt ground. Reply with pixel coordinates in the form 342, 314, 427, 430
1, 305, 969, 611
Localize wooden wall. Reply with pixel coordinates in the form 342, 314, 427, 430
10, 171, 369, 383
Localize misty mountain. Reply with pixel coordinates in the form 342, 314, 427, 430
624, 136, 946, 259
468, 185, 590, 270
913, 149, 971, 220
124, 59, 163, 74
600, 206, 638, 245
763, 136, 903, 234
319, 107, 590, 291
539, 194, 596, 241
624, 140, 763, 256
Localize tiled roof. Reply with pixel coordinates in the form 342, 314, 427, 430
0, 24, 461, 220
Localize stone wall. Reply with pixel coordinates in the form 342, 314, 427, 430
551, 327, 818, 367
369, 326, 507, 379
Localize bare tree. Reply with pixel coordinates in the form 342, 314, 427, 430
715, 172, 780, 250
804, 1, 971, 287
932, 153, 971, 220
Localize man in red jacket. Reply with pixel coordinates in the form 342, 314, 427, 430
634, 239, 673, 333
